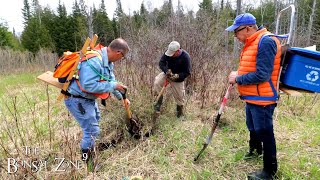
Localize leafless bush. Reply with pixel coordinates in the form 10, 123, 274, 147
114, 11, 238, 112
0, 48, 57, 75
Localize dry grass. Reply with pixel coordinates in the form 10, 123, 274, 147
0, 48, 56, 75
0, 69, 319, 179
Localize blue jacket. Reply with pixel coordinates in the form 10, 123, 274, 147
67, 47, 122, 100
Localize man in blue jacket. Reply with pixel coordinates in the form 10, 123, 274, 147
64, 38, 129, 168
154, 41, 191, 118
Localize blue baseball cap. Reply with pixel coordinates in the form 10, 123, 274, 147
225, 13, 256, 31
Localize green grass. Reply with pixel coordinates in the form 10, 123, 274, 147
0, 72, 37, 96
0, 72, 319, 179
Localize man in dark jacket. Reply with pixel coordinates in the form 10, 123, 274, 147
153, 41, 191, 118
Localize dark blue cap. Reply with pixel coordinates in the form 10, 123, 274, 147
225, 13, 256, 31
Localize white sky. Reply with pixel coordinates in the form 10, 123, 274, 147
0, 0, 201, 33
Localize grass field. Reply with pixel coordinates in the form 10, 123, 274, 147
0, 72, 319, 179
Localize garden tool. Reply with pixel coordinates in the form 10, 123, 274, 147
148, 79, 170, 136
194, 84, 232, 161
121, 89, 142, 139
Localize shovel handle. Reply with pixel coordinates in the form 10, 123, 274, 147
121, 88, 127, 99
121, 89, 132, 119
156, 79, 169, 102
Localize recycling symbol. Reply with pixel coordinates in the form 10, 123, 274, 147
306, 70, 319, 82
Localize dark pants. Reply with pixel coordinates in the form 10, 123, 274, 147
246, 103, 277, 174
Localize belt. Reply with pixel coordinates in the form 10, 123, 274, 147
61, 90, 88, 100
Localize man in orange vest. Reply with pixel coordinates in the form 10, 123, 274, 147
226, 13, 281, 180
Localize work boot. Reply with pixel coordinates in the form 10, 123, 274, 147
154, 95, 163, 113
176, 105, 184, 118
247, 169, 274, 180
248, 147, 277, 179
81, 149, 95, 172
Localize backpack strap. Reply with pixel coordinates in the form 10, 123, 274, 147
57, 37, 92, 101
78, 48, 116, 82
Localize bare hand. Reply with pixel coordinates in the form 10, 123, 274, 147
228, 71, 238, 84
115, 83, 127, 93
123, 98, 130, 107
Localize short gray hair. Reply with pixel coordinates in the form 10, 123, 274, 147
109, 38, 129, 54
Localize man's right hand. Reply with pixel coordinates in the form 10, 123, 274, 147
115, 83, 127, 93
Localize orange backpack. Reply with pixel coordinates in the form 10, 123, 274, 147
53, 46, 110, 100
53, 50, 100, 83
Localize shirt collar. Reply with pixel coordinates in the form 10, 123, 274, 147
101, 47, 114, 69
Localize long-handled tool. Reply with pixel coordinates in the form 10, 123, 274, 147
155, 79, 170, 105
194, 84, 232, 161
147, 79, 170, 136
121, 89, 142, 139
98, 88, 140, 150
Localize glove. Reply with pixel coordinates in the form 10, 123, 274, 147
166, 69, 173, 78
168, 74, 179, 81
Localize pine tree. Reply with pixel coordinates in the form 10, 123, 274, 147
198, 0, 213, 14
92, 0, 114, 45
21, 17, 53, 53
50, 2, 75, 55
22, 0, 31, 26
71, 0, 87, 50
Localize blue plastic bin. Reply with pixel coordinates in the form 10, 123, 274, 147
281, 47, 320, 92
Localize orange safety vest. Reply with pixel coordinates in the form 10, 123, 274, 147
237, 28, 281, 106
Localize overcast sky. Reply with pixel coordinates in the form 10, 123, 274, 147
0, 0, 201, 33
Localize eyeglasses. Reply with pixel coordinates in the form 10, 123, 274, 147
119, 51, 126, 60
234, 26, 247, 35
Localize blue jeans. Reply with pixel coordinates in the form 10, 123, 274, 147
245, 103, 277, 173
65, 97, 101, 150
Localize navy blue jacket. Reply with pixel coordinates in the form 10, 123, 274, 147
159, 49, 191, 82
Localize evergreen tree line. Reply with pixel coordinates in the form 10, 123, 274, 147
0, 0, 319, 56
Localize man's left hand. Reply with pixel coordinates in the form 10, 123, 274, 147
123, 98, 130, 107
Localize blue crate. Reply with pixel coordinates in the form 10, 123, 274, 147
281, 47, 320, 92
